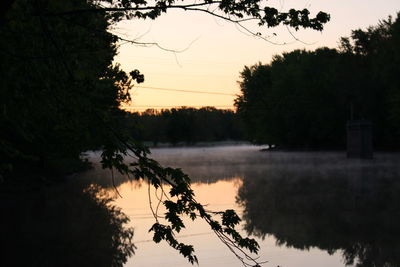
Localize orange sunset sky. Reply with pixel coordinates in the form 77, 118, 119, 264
113, 0, 400, 112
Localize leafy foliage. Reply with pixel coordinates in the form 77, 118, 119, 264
42, 0, 330, 34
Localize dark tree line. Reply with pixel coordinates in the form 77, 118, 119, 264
124, 107, 245, 145
236, 13, 400, 150
0, 0, 142, 179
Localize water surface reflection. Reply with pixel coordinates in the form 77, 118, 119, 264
1, 179, 135, 267
79, 146, 400, 266
237, 154, 400, 267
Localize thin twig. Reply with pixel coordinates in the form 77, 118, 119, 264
111, 167, 123, 198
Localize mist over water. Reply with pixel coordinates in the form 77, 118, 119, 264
78, 145, 400, 267
82, 144, 400, 184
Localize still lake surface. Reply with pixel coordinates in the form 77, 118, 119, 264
79, 145, 400, 267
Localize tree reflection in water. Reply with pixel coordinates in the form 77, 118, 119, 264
237, 163, 400, 267
1, 180, 135, 267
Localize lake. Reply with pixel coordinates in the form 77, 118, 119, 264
78, 145, 400, 267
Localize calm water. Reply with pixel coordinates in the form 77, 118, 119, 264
78, 145, 400, 267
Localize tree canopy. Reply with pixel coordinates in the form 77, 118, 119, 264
1, 0, 330, 265
236, 13, 400, 150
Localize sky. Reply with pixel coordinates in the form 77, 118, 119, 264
112, 0, 400, 112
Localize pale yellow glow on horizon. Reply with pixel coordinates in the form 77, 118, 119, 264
114, 0, 400, 112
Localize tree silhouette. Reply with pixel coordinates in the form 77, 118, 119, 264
236, 13, 400, 150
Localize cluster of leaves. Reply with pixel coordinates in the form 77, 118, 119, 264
260, 7, 329, 30
236, 13, 400, 150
